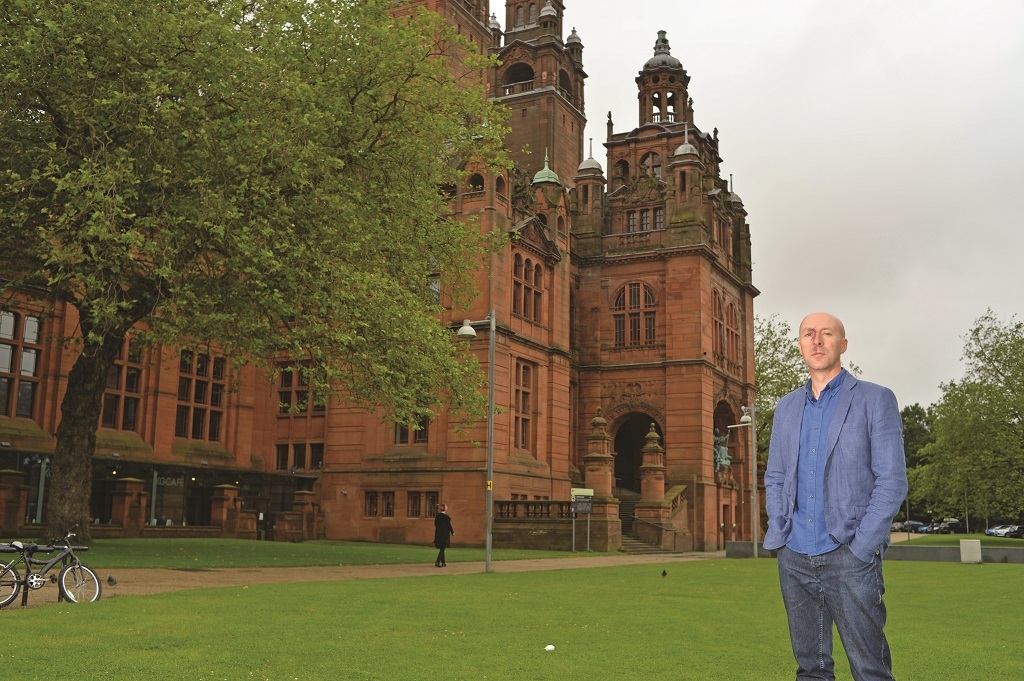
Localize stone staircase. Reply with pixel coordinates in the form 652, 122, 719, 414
619, 534, 682, 555
617, 489, 640, 533
615, 489, 684, 555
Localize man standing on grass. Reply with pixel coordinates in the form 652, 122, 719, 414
763, 311, 908, 680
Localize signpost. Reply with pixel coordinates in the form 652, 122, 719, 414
570, 487, 594, 552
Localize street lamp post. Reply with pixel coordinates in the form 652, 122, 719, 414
728, 405, 759, 558
457, 311, 496, 572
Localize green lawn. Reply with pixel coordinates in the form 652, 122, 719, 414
900, 533, 1024, 548
74, 538, 611, 569
2, 556, 1020, 680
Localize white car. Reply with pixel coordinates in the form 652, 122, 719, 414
994, 525, 1016, 537
985, 525, 1011, 536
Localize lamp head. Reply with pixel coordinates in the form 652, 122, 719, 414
740, 413, 752, 424
456, 320, 477, 338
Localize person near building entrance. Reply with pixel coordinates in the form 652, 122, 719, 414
763, 311, 908, 681
433, 504, 454, 568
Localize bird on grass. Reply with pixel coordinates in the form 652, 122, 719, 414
661, 570, 667, 577
107, 575, 117, 587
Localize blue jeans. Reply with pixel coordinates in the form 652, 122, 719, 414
777, 545, 893, 680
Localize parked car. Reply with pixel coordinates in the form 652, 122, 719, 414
1005, 526, 1024, 539
994, 525, 1016, 537
892, 521, 925, 533
919, 523, 934, 534
986, 525, 1011, 536
934, 520, 967, 534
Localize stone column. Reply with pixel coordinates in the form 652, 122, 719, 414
583, 408, 615, 499
111, 477, 147, 537
0, 469, 27, 535
639, 424, 666, 502
291, 490, 317, 540
636, 425, 671, 548
211, 484, 240, 531
580, 408, 621, 552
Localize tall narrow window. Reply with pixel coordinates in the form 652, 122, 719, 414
101, 338, 145, 431
0, 312, 43, 419
612, 283, 657, 347
640, 209, 650, 232
176, 350, 227, 441
512, 251, 543, 323
654, 207, 664, 230
514, 360, 536, 451
713, 291, 726, 360
278, 363, 324, 415
626, 211, 637, 233
726, 303, 740, 365
407, 492, 422, 518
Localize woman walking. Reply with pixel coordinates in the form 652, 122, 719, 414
433, 504, 454, 567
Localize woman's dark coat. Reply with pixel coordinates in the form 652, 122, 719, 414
433, 511, 454, 549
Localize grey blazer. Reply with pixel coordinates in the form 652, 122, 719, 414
763, 375, 908, 562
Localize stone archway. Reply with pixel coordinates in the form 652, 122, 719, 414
613, 413, 664, 494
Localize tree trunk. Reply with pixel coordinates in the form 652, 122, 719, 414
45, 331, 125, 542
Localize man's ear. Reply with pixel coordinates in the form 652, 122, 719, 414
841, 338, 849, 354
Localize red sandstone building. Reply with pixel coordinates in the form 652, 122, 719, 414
0, 0, 757, 552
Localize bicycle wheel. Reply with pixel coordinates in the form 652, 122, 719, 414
0, 561, 22, 608
58, 563, 102, 603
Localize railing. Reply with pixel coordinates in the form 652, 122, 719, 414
495, 499, 573, 519
500, 80, 535, 97
630, 515, 677, 534
629, 514, 679, 550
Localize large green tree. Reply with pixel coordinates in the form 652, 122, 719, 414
753, 314, 806, 460
910, 311, 1024, 524
0, 0, 507, 538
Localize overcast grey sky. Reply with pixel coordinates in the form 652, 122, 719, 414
499, 0, 1024, 409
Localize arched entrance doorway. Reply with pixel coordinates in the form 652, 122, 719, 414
613, 414, 664, 495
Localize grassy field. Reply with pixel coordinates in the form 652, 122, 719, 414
901, 533, 1023, 548
72, 538, 608, 569
1, 547, 1020, 680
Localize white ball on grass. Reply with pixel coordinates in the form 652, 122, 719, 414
544, 645, 555, 652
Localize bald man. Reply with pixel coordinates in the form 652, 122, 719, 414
764, 312, 908, 681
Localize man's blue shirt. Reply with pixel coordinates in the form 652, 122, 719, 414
787, 369, 848, 556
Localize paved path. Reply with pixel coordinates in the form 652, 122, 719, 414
8, 551, 726, 609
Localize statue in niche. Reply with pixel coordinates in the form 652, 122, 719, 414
713, 429, 731, 471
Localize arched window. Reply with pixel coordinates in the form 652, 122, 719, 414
640, 152, 662, 180
502, 62, 535, 96
495, 176, 507, 197
612, 160, 630, 191
515, 6, 524, 27
512, 252, 543, 323
559, 70, 573, 101
467, 173, 484, 192
528, 3, 537, 23
612, 283, 657, 347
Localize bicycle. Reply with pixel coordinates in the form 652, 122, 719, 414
0, 525, 102, 607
